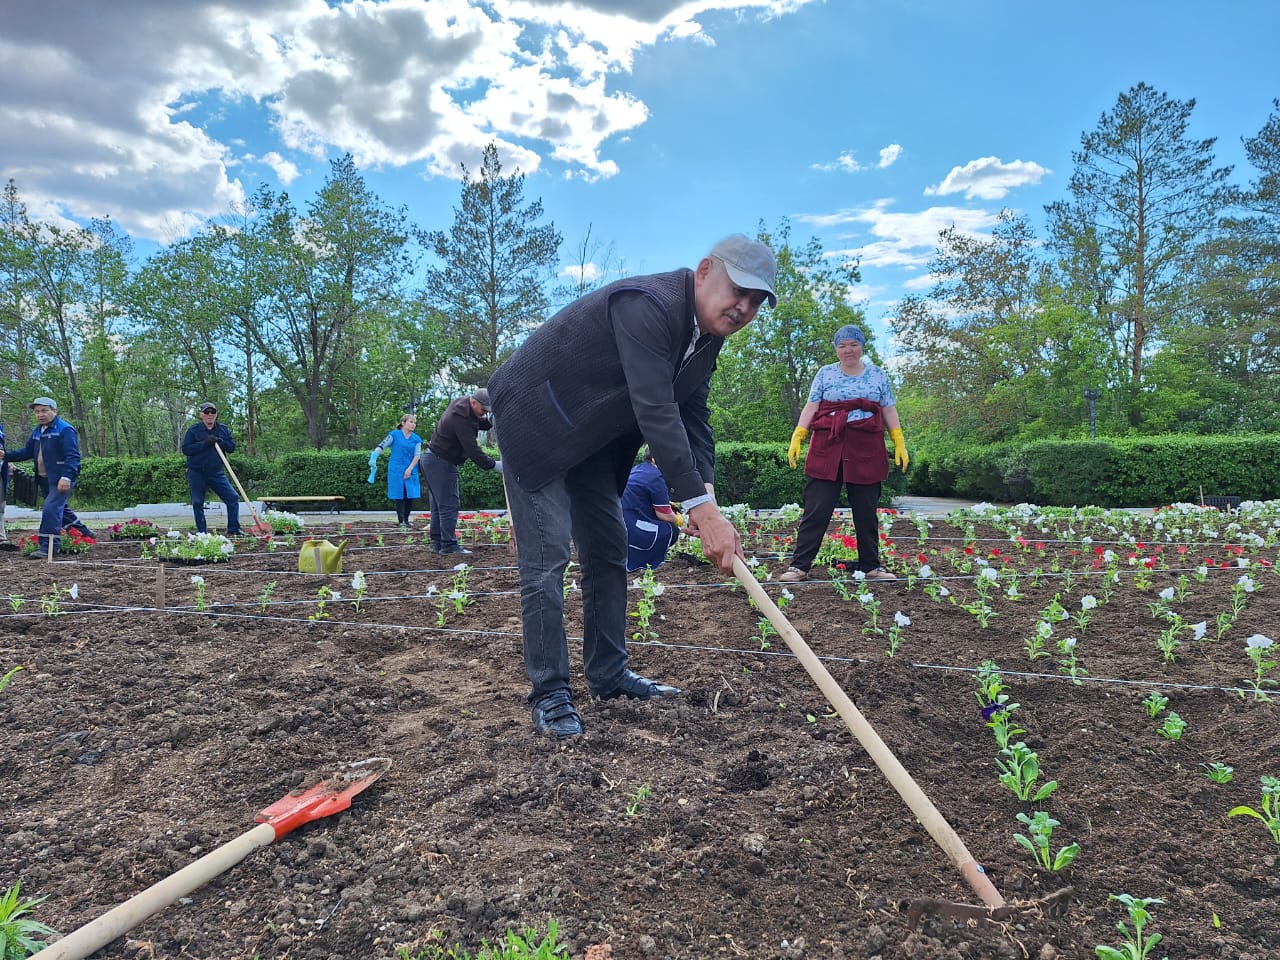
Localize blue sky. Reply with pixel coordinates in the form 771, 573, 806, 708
3, 0, 1277, 355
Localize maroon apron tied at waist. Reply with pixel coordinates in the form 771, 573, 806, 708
804, 398, 889, 484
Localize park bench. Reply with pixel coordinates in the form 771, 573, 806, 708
260, 495, 346, 514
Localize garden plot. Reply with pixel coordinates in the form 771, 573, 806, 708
1, 503, 1278, 960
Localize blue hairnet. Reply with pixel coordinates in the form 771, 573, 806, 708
833, 325, 866, 348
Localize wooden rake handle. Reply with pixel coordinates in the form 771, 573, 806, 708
731, 556, 1005, 911
212, 442, 266, 529
29, 823, 277, 960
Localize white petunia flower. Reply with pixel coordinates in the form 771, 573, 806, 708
190, 575, 204, 585
894, 611, 910, 627
452, 562, 470, 572
351, 571, 367, 590
69, 583, 80, 600
918, 564, 933, 578
1245, 634, 1273, 650
1080, 595, 1098, 610
1159, 587, 1175, 602
1191, 621, 1208, 640
980, 566, 999, 581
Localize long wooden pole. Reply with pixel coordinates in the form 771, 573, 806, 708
732, 556, 1005, 910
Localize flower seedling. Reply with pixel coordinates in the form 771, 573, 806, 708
190, 575, 208, 612
1227, 776, 1280, 847
6, 595, 23, 612
0, 665, 23, 695
625, 783, 652, 816
1057, 635, 1087, 684
1157, 712, 1186, 740
1094, 893, 1166, 960
857, 589, 882, 636
350, 570, 368, 612
1013, 810, 1080, 872
1200, 762, 1234, 784
257, 580, 278, 614
1141, 692, 1168, 719
995, 742, 1058, 803
886, 611, 910, 657
629, 566, 664, 642
0, 880, 58, 957
309, 584, 337, 622
38, 583, 77, 617
1242, 634, 1276, 701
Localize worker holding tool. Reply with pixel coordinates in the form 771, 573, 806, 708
0, 418, 14, 550
777, 325, 908, 583
488, 233, 776, 738
421, 389, 500, 554
623, 447, 682, 572
181, 401, 243, 536
2, 396, 94, 555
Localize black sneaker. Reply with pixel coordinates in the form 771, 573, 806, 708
532, 695, 583, 738
593, 669, 682, 701
435, 544, 472, 555
0, 542, 18, 552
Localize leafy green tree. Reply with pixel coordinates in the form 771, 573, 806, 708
234, 155, 419, 449
0, 180, 39, 434
423, 142, 562, 386
892, 210, 1109, 442
1047, 83, 1232, 424
711, 221, 863, 441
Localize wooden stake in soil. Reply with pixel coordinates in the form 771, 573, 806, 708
155, 564, 166, 609
46, 536, 54, 562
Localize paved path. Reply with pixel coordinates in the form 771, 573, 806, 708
3, 495, 993, 534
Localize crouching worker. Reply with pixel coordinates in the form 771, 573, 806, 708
623, 448, 681, 572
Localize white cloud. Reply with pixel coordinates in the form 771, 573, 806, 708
0, 0, 819, 240
812, 142, 901, 174
924, 156, 1050, 200
800, 200, 1000, 269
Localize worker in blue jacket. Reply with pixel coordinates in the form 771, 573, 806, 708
180, 401, 242, 535
1, 397, 93, 555
0, 419, 13, 550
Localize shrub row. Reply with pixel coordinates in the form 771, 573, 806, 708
62, 443, 907, 510
907, 434, 1280, 507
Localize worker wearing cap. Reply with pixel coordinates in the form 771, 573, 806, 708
180, 402, 242, 536
0, 418, 13, 550
488, 233, 777, 737
0, 397, 93, 556
421, 389, 501, 555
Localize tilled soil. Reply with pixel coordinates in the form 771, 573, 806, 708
2, 512, 1278, 960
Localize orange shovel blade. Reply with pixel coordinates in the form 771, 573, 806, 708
257, 757, 391, 839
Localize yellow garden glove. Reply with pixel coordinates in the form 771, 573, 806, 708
889, 427, 909, 472
787, 426, 809, 469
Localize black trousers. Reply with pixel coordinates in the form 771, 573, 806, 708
789, 465, 882, 573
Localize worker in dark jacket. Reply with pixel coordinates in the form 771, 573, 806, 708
0, 420, 13, 550
1, 396, 93, 555
180, 401, 242, 535
488, 233, 777, 737
422, 389, 502, 555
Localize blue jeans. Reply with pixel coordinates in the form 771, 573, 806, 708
36, 475, 81, 553
504, 447, 630, 706
422, 451, 460, 548
188, 469, 241, 533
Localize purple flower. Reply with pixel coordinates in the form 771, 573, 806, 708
981, 703, 1006, 722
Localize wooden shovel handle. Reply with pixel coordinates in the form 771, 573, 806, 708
212, 443, 266, 529
732, 556, 1005, 911
29, 822, 276, 960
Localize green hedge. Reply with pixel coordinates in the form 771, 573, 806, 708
70, 442, 909, 510
907, 434, 1280, 507
76, 454, 271, 507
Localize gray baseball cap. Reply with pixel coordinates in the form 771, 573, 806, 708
472, 388, 491, 411
708, 234, 778, 308
30, 396, 58, 410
